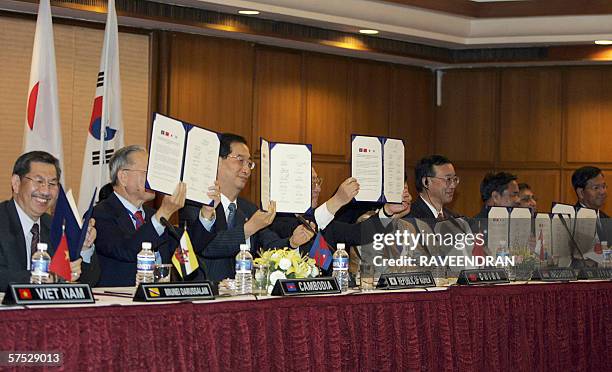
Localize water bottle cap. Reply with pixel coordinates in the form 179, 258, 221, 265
240, 244, 248, 251
142, 242, 152, 249
37, 243, 48, 251
337, 243, 345, 250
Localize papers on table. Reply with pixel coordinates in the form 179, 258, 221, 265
260, 138, 312, 214
487, 207, 509, 254
146, 113, 220, 205
351, 135, 405, 203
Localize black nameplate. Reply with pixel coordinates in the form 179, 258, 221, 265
578, 268, 612, 280
457, 268, 510, 285
376, 272, 436, 289
531, 268, 577, 282
271, 277, 340, 296
2, 283, 94, 305
133, 282, 215, 302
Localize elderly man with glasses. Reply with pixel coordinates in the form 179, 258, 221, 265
0, 151, 98, 290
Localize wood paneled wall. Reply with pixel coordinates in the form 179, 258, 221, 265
164, 32, 612, 217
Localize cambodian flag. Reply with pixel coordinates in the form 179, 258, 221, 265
286, 282, 297, 292
309, 232, 332, 270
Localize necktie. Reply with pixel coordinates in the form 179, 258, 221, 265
227, 203, 237, 229
31, 223, 40, 252
134, 210, 145, 230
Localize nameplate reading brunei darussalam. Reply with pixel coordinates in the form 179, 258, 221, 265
531, 268, 577, 282
271, 277, 341, 296
2, 283, 95, 305
133, 282, 215, 302
376, 272, 436, 289
457, 268, 510, 285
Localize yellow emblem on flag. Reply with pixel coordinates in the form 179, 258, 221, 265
172, 229, 200, 278
148, 288, 160, 297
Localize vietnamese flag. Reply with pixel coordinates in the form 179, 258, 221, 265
50, 232, 71, 281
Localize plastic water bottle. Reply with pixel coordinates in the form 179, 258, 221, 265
495, 240, 511, 279
332, 243, 350, 292
235, 244, 253, 294
136, 242, 155, 284
601, 241, 611, 269
31, 243, 51, 284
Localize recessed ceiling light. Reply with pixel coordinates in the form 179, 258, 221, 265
359, 29, 379, 35
238, 10, 260, 15
594, 40, 612, 45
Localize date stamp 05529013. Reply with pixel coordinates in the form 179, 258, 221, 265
0, 351, 63, 366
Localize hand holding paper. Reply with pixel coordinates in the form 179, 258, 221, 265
383, 186, 412, 218
326, 178, 359, 215
155, 182, 187, 222
245, 201, 276, 237
200, 181, 220, 220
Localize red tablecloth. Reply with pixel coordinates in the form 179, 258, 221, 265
0, 282, 610, 371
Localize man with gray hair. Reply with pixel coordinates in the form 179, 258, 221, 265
92, 145, 218, 286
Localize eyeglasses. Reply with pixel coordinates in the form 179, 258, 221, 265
520, 195, 538, 202
22, 176, 59, 189
585, 183, 607, 192
122, 168, 148, 175
312, 177, 323, 187
430, 176, 460, 186
226, 154, 255, 170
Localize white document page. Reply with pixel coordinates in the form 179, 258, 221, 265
351, 136, 382, 202
383, 138, 404, 203
270, 143, 311, 213
182, 127, 220, 204
148, 115, 185, 195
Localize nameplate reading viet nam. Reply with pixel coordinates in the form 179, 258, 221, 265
457, 268, 510, 285
376, 272, 436, 289
2, 283, 95, 305
271, 278, 341, 296
133, 282, 215, 302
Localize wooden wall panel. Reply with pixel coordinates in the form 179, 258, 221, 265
435, 70, 497, 165
499, 68, 562, 165
169, 33, 253, 139
565, 67, 612, 164
508, 169, 561, 213
389, 66, 434, 166
562, 169, 612, 216
304, 54, 349, 158
347, 61, 390, 138
253, 48, 303, 150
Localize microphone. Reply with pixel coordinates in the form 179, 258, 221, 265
160, 217, 182, 243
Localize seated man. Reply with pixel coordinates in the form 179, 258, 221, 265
474, 172, 520, 218
0, 151, 97, 290
572, 166, 609, 244
92, 145, 217, 286
181, 134, 313, 282
518, 183, 537, 212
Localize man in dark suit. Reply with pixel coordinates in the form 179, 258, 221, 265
405, 155, 460, 226
473, 172, 520, 219
181, 134, 315, 282
0, 151, 98, 290
92, 145, 217, 287
572, 166, 609, 244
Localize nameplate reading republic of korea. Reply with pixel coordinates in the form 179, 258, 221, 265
271, 277, 341, 296
133, 282, 215, 302
531, 267, 577, 282
457, 268, 510, 285
2, 283, 95, 305
376, 272, 436, 289
578, 267, 612, 280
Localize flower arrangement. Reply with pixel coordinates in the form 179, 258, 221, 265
254, 248, 320, 294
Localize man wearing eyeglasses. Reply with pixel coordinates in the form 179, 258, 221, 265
572, 166, 609, 244
181, 133, 314, 282
406, 155, 460, 225
0, 151, 98, 290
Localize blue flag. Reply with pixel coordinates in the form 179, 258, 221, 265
309, 232, 332, 270
50, 185, 96, 260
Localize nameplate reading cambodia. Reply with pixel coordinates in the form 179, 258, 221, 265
457, 268, 510, 285
578, 268, 612, 280
531, 268, 577, 282
376, 272, 436, 289
272, 277, 341, 296
133, 282, 215, 302
2, 283, 94, 305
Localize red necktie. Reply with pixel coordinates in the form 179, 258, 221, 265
134, 211, 145, 230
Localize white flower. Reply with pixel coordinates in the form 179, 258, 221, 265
269, 270, 286, 286
311, 266, 319, 277
279, 258, 292, 271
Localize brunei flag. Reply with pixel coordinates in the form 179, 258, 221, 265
172, 229, 199, 278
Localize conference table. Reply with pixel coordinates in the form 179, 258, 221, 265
0, 281, 610, 371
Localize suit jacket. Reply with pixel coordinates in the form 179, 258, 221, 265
0, 199, 99, 291
93, 193, 177, 287
181, 197, 288, 282
405, 196, 459, 228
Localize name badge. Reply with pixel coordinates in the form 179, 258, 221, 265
578, 268, 612, 280
457, 268, 510, 285
2, 283, 95, 305
376, 272, 436, 289
531, 268, 577, 282
271, 277, 341, 296
133, 282, 215, 302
